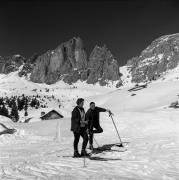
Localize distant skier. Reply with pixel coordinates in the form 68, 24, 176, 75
85, 102, 112, 150
71, 98, 89, 157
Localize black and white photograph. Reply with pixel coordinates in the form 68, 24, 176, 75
0, 0, 178, 179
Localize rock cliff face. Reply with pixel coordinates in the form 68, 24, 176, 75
127, 33, 179, 83
2, 34, 179, 87
30, 37, 88, 84
0, 55, 25, 74
0, 37, 121, 87
30, 37, 121, 86
18, 54, 39, 77
87, 45, 120, 85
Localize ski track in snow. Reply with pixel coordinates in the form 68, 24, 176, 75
0, 112, 179, 180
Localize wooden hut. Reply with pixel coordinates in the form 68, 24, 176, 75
40, 110, 63, 120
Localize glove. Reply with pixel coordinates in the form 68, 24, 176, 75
106, 109, 113, 116
106, 109, 110, 112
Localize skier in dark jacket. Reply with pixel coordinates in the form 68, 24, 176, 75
85, 102, 111, 150
71, 98, 89, 157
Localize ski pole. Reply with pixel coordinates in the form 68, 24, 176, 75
93, 136, 100, 147
83, 156, 86, 167
109, 112, 123, 147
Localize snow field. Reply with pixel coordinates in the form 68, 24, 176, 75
0, 69, 179, 179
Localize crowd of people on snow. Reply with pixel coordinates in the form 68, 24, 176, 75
71, 98, 112, 157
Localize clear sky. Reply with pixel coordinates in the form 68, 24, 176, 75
0, 0, 179, 65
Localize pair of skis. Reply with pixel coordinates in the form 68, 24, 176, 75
59, 144, 127, 161
59, 146, 126, 162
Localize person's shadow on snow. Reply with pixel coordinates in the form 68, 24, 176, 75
89, 143, 129, 161
92, 143, 128, 153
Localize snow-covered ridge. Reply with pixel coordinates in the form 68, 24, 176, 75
119, 65, 134, 87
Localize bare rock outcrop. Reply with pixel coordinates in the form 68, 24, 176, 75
30, 38, 121, 86
0, 37, 121, 87
0, 55, 25, 74
127, 33, 179, 83
30, 37, 88, 84
87, 45, 120, 86
18, 54, 39, 77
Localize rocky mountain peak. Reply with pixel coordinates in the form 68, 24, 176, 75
3, 33, 179, 87
0, 54, 25, 74
29, 37, 121, 86
29, 37, 88, 84
127, 33, 179, 83
87, 44, 120, 85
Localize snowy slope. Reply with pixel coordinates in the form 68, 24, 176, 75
119, 65, 134, 87
0, 70, 179, 180
0, 70, 112, 120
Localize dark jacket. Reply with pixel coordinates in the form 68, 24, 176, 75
71, 106, 86, 133
85, 107, 106, 130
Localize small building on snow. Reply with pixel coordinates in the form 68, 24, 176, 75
40, 110, 63, 120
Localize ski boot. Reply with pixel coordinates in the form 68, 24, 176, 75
73, 150, 81, 158
81, 149, 90, 157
